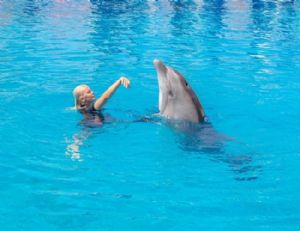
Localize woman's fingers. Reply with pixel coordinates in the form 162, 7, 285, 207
123, 79, 129, 88
120, 77, 130, 88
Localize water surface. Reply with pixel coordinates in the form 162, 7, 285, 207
0, 0, 300, 230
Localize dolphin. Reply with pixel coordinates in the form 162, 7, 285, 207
153, 59, 205, 123
153, 60, 259, 180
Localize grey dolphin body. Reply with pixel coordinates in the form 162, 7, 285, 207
153, 60, 259, 180
153, 59, 205, 123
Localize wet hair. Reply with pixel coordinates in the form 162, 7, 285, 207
73, 84, 89, 110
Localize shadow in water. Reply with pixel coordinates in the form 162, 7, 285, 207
65, 111, 262, 181
164, 119, 262, 181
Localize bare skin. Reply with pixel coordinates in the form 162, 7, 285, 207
68, 77, 130, 159
73, 76, 130, 117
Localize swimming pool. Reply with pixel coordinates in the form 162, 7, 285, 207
0, 0, 300, 230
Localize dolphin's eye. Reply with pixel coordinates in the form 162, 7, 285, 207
185, 80, 188, 86
168, 90, 173, 96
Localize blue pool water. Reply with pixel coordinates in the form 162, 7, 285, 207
1, 0, 300, 230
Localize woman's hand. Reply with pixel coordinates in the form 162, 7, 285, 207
93, 77, 130, 110
119, 76, 130, 88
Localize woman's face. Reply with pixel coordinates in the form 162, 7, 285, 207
79, 86, 95, 107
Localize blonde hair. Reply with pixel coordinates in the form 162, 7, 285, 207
73, 84, 89, 110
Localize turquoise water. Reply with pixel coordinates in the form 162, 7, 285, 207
1, 0, 300, 230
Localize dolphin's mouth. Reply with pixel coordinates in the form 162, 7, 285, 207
159, 78, 172, 114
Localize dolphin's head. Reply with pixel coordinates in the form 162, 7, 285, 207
153, 59, 205, 123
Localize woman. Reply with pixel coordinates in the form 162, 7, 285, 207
72, 76, 130, 125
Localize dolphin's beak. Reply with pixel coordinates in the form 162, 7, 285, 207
153, 59, 167, 75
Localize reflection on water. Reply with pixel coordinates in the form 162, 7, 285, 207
66, 128, 91, 160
